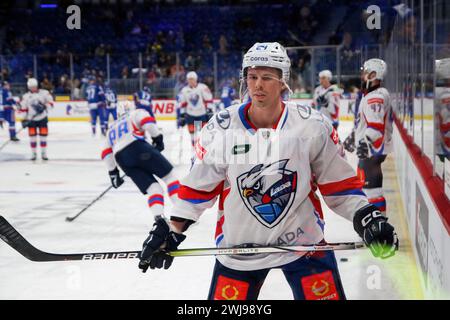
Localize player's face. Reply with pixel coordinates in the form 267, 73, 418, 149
319, 76, 330, 87
187, 78, 197, 87
246, 67, 283, 107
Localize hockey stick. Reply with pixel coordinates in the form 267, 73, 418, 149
0, 215, 365, 262
65, 176, 125, 222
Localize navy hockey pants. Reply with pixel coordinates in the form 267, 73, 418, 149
115, 140, 173, 194
207, 250, 346, 300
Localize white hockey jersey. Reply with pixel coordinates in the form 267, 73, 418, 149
436, 88, 450, 158
355, 87, 393, 156
101, 109, 161, 171
178, 83, 213, 117
312, 84, 342, 126
21, 89, 54, 121
172, 101, 369, 271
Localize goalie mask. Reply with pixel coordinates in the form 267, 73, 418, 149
240, 42, 292, 101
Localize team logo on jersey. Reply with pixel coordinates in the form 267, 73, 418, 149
237, 159, 297, 228
297, 104, 312, 119
215, 109, 231, 129
189, 93, 200, 106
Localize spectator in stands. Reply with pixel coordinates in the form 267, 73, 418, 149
340, 32, 360, 74
40, 75, 53, 92
121, 66, 129, 79
297, 6, 318, 42
1, 68, 10, 81
95, 44, 106, 57
219, 35, 228, 55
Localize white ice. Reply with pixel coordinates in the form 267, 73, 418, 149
0, 120, 422, 299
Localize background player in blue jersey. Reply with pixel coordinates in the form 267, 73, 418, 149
219, 80, 236, 110
0, 81, 19, 141
104, 82, 118, 124
85, 76, 106, 136
133, 86, 154, 116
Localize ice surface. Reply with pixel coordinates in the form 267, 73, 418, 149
0, 120, 422, 299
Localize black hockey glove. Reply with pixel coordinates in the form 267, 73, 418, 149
109, 168, 124, 188
138, 217, 186, 272
356, 139, 370, 159
343, 131, 355, 153
206, 107, 215, 121
152, 134, 164, 152
22, 120, 30, 129
178, 113, 186, 127
353, 204, 399, 259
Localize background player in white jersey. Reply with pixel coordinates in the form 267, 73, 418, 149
178, 71, 214, 146
312, 70, 342, 129
137, 42, 398, 300
435, 58, 450, 161
101, 104, 180, 219
354, 58, 393, 215
20, 78, 54, 160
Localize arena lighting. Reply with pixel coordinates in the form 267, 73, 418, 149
40, 4, 58, 9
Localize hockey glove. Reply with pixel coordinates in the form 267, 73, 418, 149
138, 217, 186, 272
109, 168, 124, 188
356, 139, 369, 159
152, 134, 164, 152
353, 204, 399, 259
343, 131, 355, 153
22, 120, 30, 129
178, 113, 186, 127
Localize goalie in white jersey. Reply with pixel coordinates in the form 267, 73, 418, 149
138, 42, 398, 300
101, 103, 180, 219
20, 78, 54, 160
312, 70, 342, 129
178, 71, 214, 146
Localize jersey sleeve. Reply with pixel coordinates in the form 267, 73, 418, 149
309, 118, 368, 221
201, 84, 213, 104
44, 90, 54, 107
101, 136, 116, 171
172, 121, 227, 221
178, 89, 187, 110
134, 109, 160, 137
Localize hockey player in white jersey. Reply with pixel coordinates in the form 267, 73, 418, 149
435, 58, 450, 161
178, 71, 214, 146
101, 104, 180, 219
312, 70, 342, 129
354, 58, 393, 215
138, 42, 398, 300
20, 78, 54, 160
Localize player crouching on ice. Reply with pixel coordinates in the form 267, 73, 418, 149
138, 42, 399, 300
100, 103, 180, 220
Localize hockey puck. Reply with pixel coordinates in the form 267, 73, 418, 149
340, 258, 349, 262
25, 173, 30, 176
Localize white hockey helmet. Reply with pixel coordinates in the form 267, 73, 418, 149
319, 70, 333, 80
186, 71, 198, 81
27, 78, 38, 90
240, 42, 292, 99
117, 100, 134, 117
436, 58, 450, 79
362, 58, 387, 80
